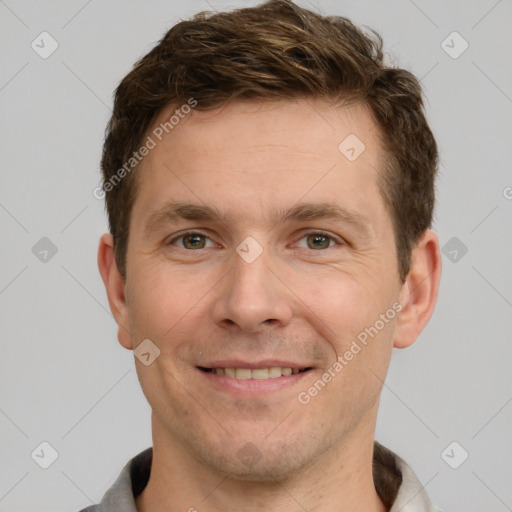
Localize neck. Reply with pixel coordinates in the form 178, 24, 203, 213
136, 414, 387, 512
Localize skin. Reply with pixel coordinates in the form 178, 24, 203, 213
98, 98, 441, 512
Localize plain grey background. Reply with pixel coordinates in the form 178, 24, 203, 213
1, 1, 511, 511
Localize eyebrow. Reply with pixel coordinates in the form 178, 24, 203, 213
143, 200, 371, 237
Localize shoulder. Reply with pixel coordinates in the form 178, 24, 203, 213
74, 447, 153, 512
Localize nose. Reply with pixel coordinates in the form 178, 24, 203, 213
211, 244, 293, 334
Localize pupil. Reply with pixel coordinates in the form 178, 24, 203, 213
185, 235, 204, 249
308, 234, 329, 250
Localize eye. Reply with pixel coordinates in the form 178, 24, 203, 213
167, 231, 215, 250
166, 230, 340, 251
295, 231, 339, 250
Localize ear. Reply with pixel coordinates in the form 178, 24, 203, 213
97, 233, 134, 350
394, 229, 442, 349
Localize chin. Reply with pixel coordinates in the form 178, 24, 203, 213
191, 434, 320, 483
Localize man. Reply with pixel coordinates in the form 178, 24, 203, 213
86, 0, 442, 510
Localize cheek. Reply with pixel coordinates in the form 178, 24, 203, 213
127, 263, 200, 333
125, 265, 221, 377
290, 266, 397, 361
291, 269, 375, 331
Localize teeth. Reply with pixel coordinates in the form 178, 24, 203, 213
269, 367, 282, 378
212, 367, 306, 380
252, 368, 269, 380
235, 368, 251, 380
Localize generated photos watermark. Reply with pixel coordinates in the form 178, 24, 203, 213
93, 97, 197, 200
297, 301, 403, 405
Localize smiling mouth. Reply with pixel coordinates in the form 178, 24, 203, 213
198, 366, 312, 380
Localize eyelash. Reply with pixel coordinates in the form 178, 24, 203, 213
166, 230, 342, 250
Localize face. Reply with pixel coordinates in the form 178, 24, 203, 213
121, 99, 405, 480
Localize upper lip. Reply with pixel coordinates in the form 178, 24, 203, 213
198, 360, 312, 369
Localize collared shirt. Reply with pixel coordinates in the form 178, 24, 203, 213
78, 442, 439, 512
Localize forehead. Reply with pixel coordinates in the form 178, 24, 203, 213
132, 98, 388, 229
148, 98, 381, 161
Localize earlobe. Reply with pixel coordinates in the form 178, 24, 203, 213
393, 229, 442, 349
97, 233, 134, 350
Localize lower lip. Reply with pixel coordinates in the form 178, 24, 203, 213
197, 368, 312, 396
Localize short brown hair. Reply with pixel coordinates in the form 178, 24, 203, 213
101, 0, 438, 282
